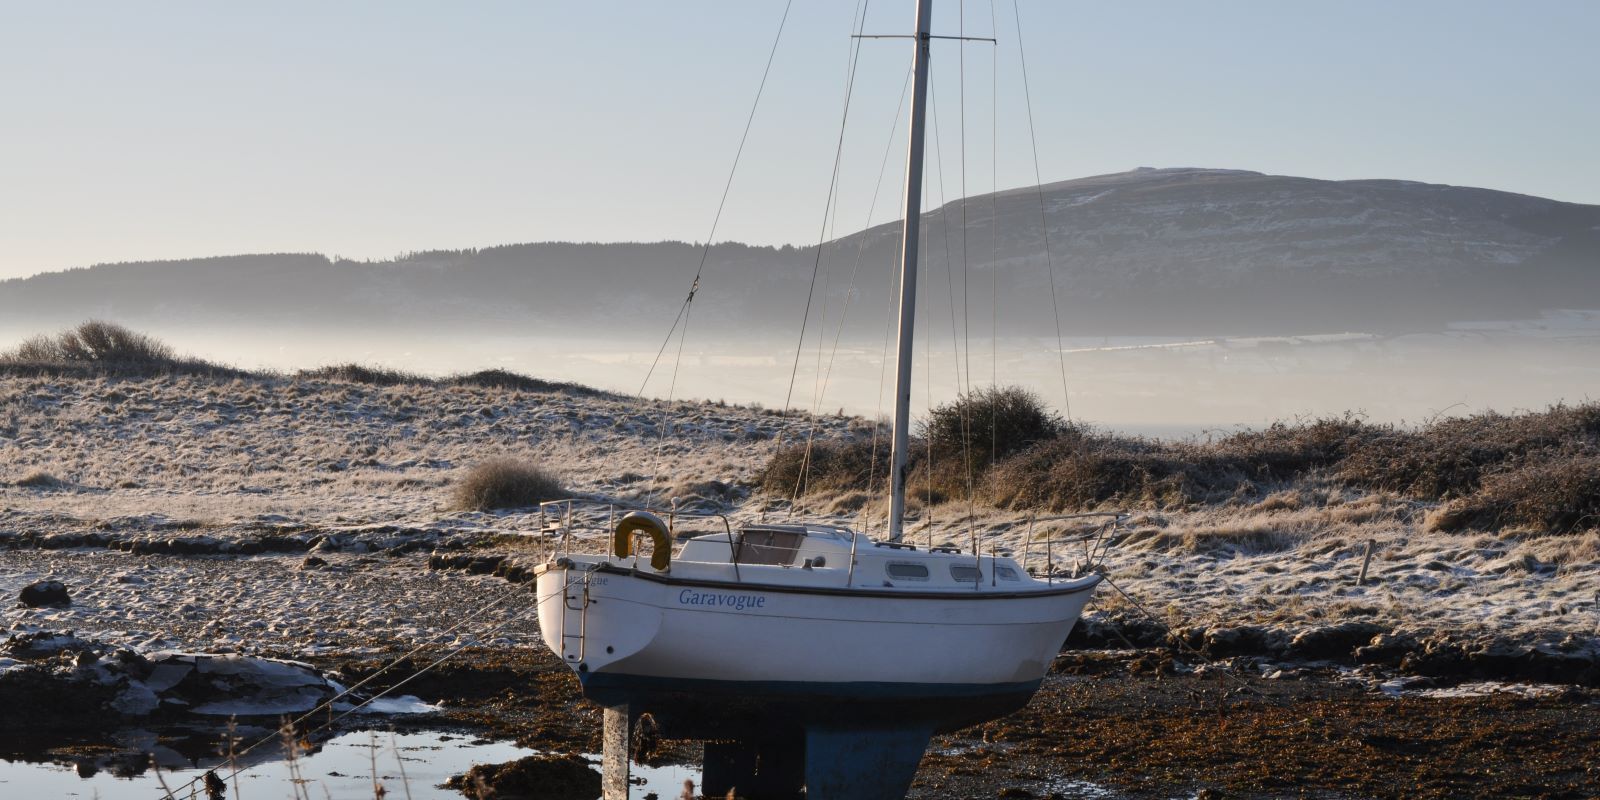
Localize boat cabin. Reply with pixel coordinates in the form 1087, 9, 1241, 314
674, 524, 1042, 591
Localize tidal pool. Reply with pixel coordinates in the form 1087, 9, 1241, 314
0, 728, 702, 799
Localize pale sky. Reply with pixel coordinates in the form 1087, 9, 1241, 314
2, 0, 1596, 281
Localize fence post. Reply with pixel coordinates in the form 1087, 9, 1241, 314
1357, 539, 1376, 586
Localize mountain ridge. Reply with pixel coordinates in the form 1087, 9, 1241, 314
4, 168, 1597, 338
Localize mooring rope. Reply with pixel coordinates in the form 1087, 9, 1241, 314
1098, 573, 1281, 704
154, 569, 581, 800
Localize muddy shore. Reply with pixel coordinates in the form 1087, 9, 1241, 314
327, 646, 1600, 799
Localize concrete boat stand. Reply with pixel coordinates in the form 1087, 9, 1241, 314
602, 704, 935, 800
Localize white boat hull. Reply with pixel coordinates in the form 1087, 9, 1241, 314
536, 560, 1097, 727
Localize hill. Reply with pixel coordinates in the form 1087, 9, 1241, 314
3, 168, 1597, 338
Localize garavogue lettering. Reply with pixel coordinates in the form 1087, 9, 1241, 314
677, 589, 768, 611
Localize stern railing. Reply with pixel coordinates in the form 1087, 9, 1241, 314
1017, 512, 1128, 585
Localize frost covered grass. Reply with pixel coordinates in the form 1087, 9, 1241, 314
765, 391, 1600, 541
0, 370, 836, 524
0, 362, 1595, 667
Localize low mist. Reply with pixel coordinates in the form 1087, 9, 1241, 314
9, 321, 1592, 439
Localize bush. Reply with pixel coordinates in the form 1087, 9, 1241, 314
449, 369, 611, 398
983, 426, 1213, 511
6, 321, 173, 364
452, 458, 567, 511
759, 401, 1600, 529
296, 364, 425, 386
1340, 405, 1600, 500
1429, 453, 1600, 534
1, 321, 248, 379
922, 386, 1063, 468
758, 437, 891, 498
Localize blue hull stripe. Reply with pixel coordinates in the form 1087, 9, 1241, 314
580, 671, 1042, 700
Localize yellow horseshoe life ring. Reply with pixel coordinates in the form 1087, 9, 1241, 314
613, 511, 672, 571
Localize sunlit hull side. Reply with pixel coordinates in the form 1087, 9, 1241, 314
535, 559, 1098, 734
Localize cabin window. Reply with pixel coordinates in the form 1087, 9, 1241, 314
950, 564, 983, 583
735, 529, 805, 566
996, 566, 1020, 581
886, 562, 930, 581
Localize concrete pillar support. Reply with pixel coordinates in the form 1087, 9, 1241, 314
602, 704, 633, 800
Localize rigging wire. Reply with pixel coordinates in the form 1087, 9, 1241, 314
777, 0, 874, 509
929, 86, 980, 557
957, 0, 980, 565
958, 0, 973, 399
637, 0, 795, 400
791, 67, 915, 509
1009, 0, 1073, 421
988, 0, 1000, 467
638, 0, 795, 508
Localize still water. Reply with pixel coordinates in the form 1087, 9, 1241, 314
0, 728, 701, 799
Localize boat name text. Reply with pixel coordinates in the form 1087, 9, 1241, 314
678, 589, 767, 611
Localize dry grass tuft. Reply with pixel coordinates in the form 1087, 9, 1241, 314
15, 470, 63, 488
451, 458, 566, 511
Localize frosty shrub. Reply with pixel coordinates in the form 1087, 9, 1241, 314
1339, 404, 1600, 500
1429, 453, 1600, 535
759, 438, 892, 499
452, 458, 566, 511
763, 400, 1600, 534
450, 369, 613, 398
0, 321, 245, 378
296, 363, 424, 386
922, 386, 1062, 470
8, 321, 173, 364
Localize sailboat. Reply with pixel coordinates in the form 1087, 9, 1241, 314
533, 1, 1111, 796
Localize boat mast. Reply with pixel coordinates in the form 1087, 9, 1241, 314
887, 0, 934, 542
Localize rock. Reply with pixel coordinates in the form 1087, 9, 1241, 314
1201, 625, 1288, 658
110, 682, 161, 715
20, 580, 70, 607
1287, 622, 1387, 661
1354, 631, 1418, 666
1062, 612, 1169, 649
446, 755, 601, 800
